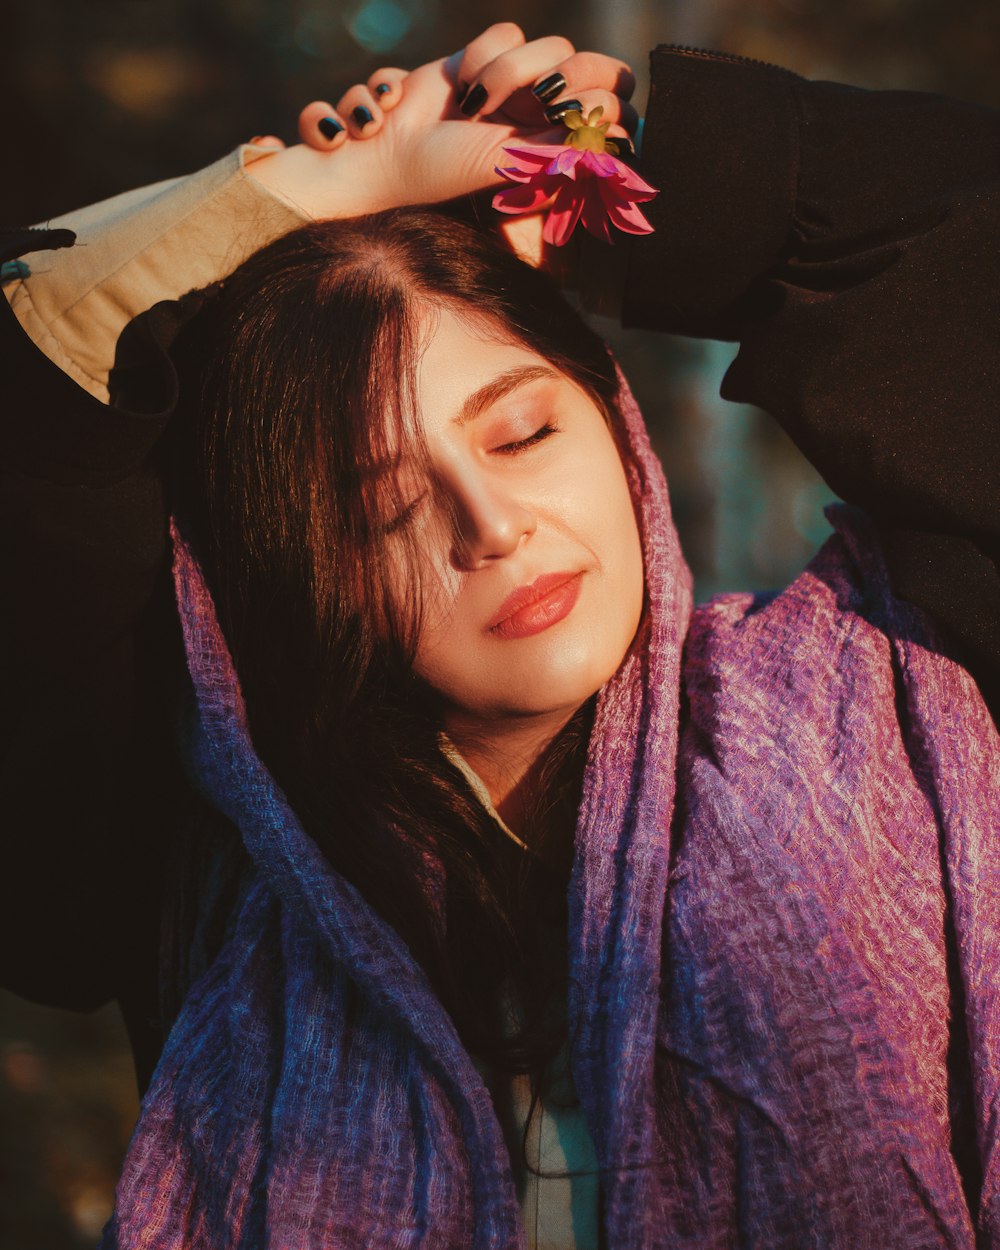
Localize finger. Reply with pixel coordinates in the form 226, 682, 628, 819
496, 213, 547, 270
604, 126, 639, 160
460, 34, 575, 117
247, 134, 286, 149
298, 101, 348, 150
454, 22, 527, 107
531, 50, 635, 106
366, 67, 408, 113
335, 84, 383, 137
539, 90, 640, 136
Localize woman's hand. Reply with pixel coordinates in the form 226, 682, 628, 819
297, 24, 636, 145
248, 24, 637, 231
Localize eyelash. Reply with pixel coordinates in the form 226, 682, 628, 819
380, 493, 426, 536
378, 421, 561, 534
494, 421, 561, 455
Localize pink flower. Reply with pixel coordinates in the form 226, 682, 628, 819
492, 108, 658, 247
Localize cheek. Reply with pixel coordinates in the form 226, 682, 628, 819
391, 533, 467, 672
577, 442, 645, 661
571, 437, 643, 581
379, 522, 456, 656
597, 487, 646, 657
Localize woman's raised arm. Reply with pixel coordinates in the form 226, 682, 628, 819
622, 49, 999, 719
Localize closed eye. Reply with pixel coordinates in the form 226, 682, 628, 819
380, 492, 427, 535
494, 422, 561, 455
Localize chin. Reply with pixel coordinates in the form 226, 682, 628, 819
438, 637, 635, 727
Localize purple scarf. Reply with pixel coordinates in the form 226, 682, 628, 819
100, 374, 998, 1248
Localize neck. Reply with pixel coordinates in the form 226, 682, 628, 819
444, 705, 590, 846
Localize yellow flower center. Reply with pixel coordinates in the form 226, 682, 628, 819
561, 106, 629, 158
562, 106, 611, 152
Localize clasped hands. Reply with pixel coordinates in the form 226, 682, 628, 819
248, 23, 638, 269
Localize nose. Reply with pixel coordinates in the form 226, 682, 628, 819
445, 473, 537, 571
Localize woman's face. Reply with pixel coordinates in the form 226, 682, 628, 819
385, 307, 645, 739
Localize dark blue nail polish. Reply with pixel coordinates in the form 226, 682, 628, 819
352, 105, 374, 128
455, 80, 469, 105
609, 136, 635, 159
375, 82, 391, 97
544, 98, 583, 125
318, 116, 343, 140
532, 72, 567, 103
461, 83, 487, 116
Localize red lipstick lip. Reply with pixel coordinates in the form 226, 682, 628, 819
487, 571, 582, 637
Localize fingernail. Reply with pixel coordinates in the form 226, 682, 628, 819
609, 136, 635, 159
544, 98, 583, 125
455, 80, 469, 105
1, 259, 30, 281
532, 72, 567, 104
352, 105, 374, 129
318, 116, 344, 140
374, 82, 391, 97
461, 83, 487, 116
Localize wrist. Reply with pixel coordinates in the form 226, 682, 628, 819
246, 142, 394, 220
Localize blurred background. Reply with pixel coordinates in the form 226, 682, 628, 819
3, 0, 998, 1242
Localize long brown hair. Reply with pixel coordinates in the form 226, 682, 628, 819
166, 208, 623, 1078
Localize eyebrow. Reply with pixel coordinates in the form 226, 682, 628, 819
453, 365, 559, 428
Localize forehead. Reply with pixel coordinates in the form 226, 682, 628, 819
414, 306, 559, 430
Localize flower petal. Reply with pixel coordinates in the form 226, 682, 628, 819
494, 165, 534, 185
501, 143, 568, 161
602, 195, 655, 235
551, 146, 585, 177
496, 144, 566, 180
492, 182, 559, 215
579, 180, 614, 244
604, 164, 660, 198
544, 184, 585, 246
579, 149, 620, 178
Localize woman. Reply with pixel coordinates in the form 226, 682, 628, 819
3, 23, 997, 1249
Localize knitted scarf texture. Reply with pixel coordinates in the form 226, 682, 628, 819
100, 374, 999, 1248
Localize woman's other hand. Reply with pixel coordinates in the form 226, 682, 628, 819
299, 24, 636, 144
249, 24, 636, 232
453, 24, 635, 132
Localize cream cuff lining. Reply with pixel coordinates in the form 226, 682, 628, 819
4, 145, 310, 403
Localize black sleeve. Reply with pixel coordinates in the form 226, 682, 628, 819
0, 229, 185, 1014
623, 47, 1000, 719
